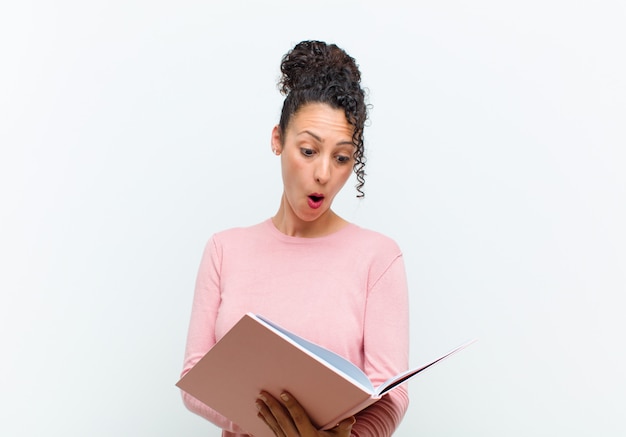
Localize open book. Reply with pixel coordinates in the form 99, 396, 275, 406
177, 313, 476, 437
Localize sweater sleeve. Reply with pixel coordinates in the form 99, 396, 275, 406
351, 254, 410, 437
180, 237, 247, 435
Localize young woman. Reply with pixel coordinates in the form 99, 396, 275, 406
181, 40, 409, 437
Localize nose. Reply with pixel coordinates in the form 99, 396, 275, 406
314, 157, 331, 185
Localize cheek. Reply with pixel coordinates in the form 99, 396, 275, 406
281, 156, 306, 185
329, 168, 352, 195
338, 167, 353, 184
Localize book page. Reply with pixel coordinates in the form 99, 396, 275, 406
256, 315, 375, 393
375, 339, 477, 396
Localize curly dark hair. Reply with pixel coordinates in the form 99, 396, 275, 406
278, 40, 368, 197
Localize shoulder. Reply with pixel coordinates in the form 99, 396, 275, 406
342, 223, 403, 256
212, 221, 264, 239
205, 220, 273, 250
340, 224, 406, 287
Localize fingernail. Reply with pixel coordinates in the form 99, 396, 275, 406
258, 394, 267, 402
280, 393, 289, 401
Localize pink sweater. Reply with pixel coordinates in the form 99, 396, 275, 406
181, 219, 410, 437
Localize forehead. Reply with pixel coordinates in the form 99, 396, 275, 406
286, 103, 354, 140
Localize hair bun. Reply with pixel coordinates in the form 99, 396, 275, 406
279, 40, 361, 95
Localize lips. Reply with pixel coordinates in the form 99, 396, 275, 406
307, 193, 325, 209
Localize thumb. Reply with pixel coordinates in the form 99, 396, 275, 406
336, 416, 356, 432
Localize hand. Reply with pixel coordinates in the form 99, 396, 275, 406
256, 391, 355, 437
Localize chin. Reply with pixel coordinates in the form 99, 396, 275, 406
305, 209, 330, 222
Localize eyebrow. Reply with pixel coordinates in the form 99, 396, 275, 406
298, 130, 354, 147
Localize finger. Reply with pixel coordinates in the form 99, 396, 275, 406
278, 392, 316, 436
258, 392, 296, 436
256, 397, 286, 437
331, 416, 356, 436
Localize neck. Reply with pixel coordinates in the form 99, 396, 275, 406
272, 193, 346, 238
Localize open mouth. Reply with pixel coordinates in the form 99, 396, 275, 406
307, 194, 325, 209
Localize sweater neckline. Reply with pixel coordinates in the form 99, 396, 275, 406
263, 218, 356, 243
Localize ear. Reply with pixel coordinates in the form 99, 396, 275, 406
271, 125, 282, 155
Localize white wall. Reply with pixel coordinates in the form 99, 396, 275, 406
1, 1, 624, 436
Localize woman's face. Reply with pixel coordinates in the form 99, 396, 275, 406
272, 102, 355, 225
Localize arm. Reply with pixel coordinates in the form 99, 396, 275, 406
352, 254, 410, 437
180, 237, 247, 434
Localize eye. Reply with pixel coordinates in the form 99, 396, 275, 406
336, 155, 352, 164
300, 148, 315, 157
